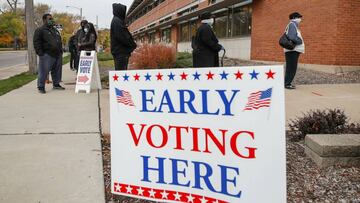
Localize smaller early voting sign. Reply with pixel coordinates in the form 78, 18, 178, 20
110, 66, 286, 203
75, 51, 101, 93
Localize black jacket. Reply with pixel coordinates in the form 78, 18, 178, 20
75, 29, 85, 51
79, 33, 97, 51
33, 25, 62, 57
192, 23, 222, 67
110, 3, 137, 56
68, 35, 77, 53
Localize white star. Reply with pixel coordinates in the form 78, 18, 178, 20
174, 192, 182, 200
200, 196, 208, 203
137, 187, 144, 196
161, 190, 169, 199
114, 184, 121, 192
126, 185, 132, 194
187, 194, 195, 203
149, 189, 156, 198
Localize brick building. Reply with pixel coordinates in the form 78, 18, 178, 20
127, 0, 360, 72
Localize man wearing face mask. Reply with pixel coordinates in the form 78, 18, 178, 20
284, 12, 305, 89
192, 12, 224, 68
33, 13, 65, 94
74, 20, 88, 71
111, 3, 137, 70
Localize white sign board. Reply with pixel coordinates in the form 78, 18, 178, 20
75, 50, 101, 94
110, 66, 286, 203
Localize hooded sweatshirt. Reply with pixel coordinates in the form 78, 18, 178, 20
110, 3, 137, 56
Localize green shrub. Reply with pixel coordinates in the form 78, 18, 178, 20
174, 52, 193, 68
289, 109, 360, 140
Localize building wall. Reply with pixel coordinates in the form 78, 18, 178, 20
178, 37, 251, 60
219, 37, 251, 60
251, 0, 360, 66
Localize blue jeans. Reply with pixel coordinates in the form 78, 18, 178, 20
37, 54, 62, 89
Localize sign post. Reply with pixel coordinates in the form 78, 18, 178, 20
75, 51, 102, 94
109, 66, 286, 203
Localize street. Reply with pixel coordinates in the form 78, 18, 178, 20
0, 51, 27, 69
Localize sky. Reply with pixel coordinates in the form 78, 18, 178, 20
30, 0, 134, 29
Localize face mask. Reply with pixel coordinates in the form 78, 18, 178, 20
84, 28, 89, 33
201, 18, 214, 26
47, 19, 55, 27
293, 18, 302, 24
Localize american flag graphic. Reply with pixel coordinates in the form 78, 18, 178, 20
115, 88, 135, 106
244, 88, 272, 111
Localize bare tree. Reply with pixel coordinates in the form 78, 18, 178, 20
6, 0, 19, 13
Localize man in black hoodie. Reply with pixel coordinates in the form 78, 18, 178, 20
33, 13, 65, 94
111, 3, 137, 70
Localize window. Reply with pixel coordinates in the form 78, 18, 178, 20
214, 11, 229, 38
161, 28, 171, 43
148, 32, 156, 44
179, 21, 198, 42
179, 23, 190, 42
232, 6, 252, 37
190, 21, 198, 39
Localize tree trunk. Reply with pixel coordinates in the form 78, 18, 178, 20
25, 0, 37, 74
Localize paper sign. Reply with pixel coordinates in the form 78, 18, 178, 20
75, 50, 101, 93
110, 66, 286, 203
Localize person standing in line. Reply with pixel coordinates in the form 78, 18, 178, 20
110, 3, 137, 70
284, 12, 305, 89
74, 20, 88, 71
33, 13, 65, 94
78, 22, 97, 52
68, 34, 77, 71
192, 12, 224, 68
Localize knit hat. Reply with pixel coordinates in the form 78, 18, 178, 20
199, 12, 214, 20
289, 12, 303, 19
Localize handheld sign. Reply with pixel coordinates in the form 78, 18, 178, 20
75, 51, 101, 94
110, 66, 286, 203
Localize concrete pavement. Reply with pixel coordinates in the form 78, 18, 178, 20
0, 64, 28, 80
0, 64, 105, 203
286, 84, 360, 124
0, 51, 27, 69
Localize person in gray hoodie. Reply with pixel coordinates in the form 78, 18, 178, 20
284, 12, 305, 89
110, 3, 137, 70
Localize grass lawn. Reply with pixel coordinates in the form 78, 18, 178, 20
0, 72, 37, 96
99, 60, 114, 68
62, 54, 70, 64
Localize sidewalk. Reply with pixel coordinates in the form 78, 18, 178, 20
286, 84, 360, 124
0, 64, 28, 80
0, 64, 105, 203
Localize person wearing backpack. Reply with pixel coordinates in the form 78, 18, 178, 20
284, 12, 305, 89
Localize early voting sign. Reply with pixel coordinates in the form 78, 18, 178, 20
75, 51, 101, 93
110, 66, 286, 203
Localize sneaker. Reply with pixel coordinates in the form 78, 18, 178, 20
38, 88, 46, 94
285, 84, 296, 89
53, 85, 65, 90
